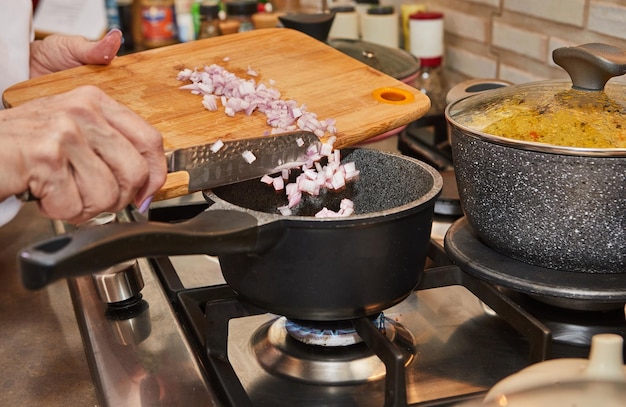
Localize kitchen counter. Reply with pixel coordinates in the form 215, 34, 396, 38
0, 203, 97, 406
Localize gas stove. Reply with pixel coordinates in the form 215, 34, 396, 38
54, 188, 625, 407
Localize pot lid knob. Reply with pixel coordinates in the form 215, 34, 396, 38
553, 43, 626, 91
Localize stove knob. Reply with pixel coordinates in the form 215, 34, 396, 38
92, 259, 144, 304
79, 212, 145, 305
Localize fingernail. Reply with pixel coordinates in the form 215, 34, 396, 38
105, 28, 122, 37
138, 196, 153, 213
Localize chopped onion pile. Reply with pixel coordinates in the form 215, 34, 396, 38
176, 63, 356, 218
261, 137, 359, 218
177, 64, 337, 137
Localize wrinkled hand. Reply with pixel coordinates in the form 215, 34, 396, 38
29, 29, 123, 78
0, 86, 167, 224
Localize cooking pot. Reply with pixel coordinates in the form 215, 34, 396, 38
19, 148, 442, 321
445, 43, 626, 273
458, 333, 626, 407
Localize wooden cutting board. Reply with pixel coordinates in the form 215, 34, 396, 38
3, 28, 430, 201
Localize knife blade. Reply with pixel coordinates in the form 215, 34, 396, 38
165, 131, 320, 193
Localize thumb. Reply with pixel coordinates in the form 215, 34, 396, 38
72, 29, 123, 65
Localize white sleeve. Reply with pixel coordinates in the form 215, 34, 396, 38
0, 2, 32, 226
0, 1, 33, 106
0, 196, 24, 227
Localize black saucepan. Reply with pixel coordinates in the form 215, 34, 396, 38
19, 148, 442, 321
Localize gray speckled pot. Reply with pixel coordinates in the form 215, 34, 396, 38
447, 122, 626, 274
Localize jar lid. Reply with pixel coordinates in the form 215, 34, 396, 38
330, 5, 356, 13
447, 43, 626, 152
278, 13, 336, 42
418, 56, 442, 67
367, 5, 394, 15
225, 0, 257, 16
200, 4, 220, 18
410, 11, 443, 20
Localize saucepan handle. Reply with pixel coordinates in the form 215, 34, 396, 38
19, 209, 263, 290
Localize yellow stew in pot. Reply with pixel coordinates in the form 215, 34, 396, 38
477, 89, 625, 149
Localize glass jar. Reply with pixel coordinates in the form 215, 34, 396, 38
409, 11, 448, 142
361, 6, 398, 49
198, 3, 221, 38
328, 5, 359, 40
138, 0, 178, 49
225, 0, 257, 32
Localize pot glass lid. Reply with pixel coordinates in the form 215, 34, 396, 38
447, 43, 626, 150
328, 38, 420, 81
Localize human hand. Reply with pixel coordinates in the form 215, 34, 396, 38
0, 85, 167, 224
29, 29, 123, 78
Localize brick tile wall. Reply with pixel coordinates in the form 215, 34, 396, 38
304, 0, 626, 84
415, 0, 626, 84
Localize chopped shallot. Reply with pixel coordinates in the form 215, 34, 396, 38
272, 176, 284, 191
260, 174, 274, 185
278, 206, 292, 216
210, 139, 224, 153
242, 150, 256, 163
262, 140, 359, 218
177, 63, 337, 137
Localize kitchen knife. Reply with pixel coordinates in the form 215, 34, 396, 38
18, 131, 320, 203
165, 130, 321, 194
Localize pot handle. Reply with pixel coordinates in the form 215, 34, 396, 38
19, 209, 263, 290
553, 43, 626, 91
445, 78, 513, 105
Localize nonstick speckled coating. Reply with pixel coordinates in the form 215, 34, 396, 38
212, 148, 437, 218
449, 125, 626, 274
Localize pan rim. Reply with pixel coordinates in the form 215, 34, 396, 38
204, 148, 443, 225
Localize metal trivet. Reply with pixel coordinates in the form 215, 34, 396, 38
444, 217, 626, 303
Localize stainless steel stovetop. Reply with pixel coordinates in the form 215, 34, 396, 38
57, 193, 621, 407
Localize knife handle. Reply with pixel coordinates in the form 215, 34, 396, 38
17, 190, 37, 202
153, 171, 192, 202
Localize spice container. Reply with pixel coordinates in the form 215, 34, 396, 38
252, 12, 280, 29
117, 0, 135, 53
361, 6, 398, 48
225, 0, 257, 32
137, 0, 178, 49
400, 3, 425, 51
409, 11, 446, 114
328, 5, 359, 40
198, 3, 221, 38
175, 0, 195, 42
409, 11, 448, 144
354, 0, 378, 38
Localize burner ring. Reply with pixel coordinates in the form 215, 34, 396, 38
284, 318, 365, 346
252, 317, 415, 385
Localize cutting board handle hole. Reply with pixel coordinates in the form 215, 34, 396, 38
372, 87, 416, 105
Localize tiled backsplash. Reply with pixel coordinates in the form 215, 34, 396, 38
401, 0, 626, 84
